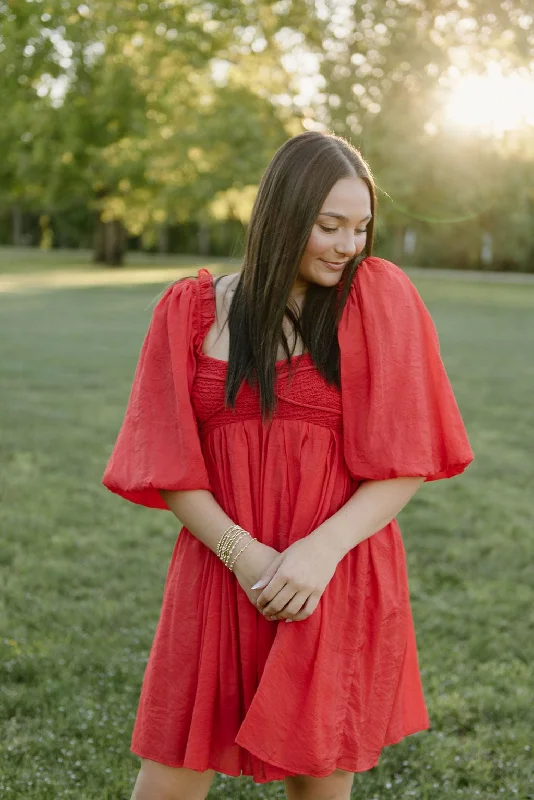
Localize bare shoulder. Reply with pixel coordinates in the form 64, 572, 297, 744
213, 272, 240, 313
201, 272, 240, 358
214, 271, 240, 296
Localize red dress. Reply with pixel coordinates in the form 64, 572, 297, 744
102, 257, 474, 783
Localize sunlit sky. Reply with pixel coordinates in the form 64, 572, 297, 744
442, 61, 534, 137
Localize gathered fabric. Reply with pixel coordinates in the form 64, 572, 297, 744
102, 258, 473, 782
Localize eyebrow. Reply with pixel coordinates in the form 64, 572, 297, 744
319, 212, 373, 223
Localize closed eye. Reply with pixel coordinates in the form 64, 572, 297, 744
319, 225, 367, 234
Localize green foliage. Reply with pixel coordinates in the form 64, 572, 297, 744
312, 1, 534, 269
0, 1, 533, 268
0, 1, 302, 242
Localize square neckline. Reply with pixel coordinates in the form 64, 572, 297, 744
197, 270, 311, 368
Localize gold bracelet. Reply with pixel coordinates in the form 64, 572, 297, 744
216, 524, 241, 555
218, 529, 249, 566
228, 537, 255, 572
218, 531, 242, 561
222, 534, 249, 567
216, 525, 252, 567
216, 525, 244, 560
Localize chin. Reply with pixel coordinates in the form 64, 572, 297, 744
296, 267, 343, 291
316, 269, 343, 284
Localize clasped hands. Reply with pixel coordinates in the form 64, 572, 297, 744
233, 533, 341, 623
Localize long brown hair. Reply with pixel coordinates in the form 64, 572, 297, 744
219, 131, 375, 421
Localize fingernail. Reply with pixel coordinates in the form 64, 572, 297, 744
251, 581, 263, 590
286, 620, 293, 623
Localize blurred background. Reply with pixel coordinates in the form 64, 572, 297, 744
0, 0, 533, 270
1, 3, 533, 799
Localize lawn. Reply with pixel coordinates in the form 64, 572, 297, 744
0, 245, 236, 275
0, 263, 532, 799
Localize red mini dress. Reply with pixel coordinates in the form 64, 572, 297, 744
102, 257, 474, 783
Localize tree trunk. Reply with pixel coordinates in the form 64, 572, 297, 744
197, 220, 210, 255
93, 216, 126, 266
105, 219, 126, 266
12, 204, 23, 246
158, 224, 169, 253
93, 217, 106, 263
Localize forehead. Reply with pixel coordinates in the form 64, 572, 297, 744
319, 177, 371, 218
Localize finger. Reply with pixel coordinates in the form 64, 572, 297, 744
290, 593, 320, 622
250, 554, 284, 592
269, 591, 308, 621
276, 592, 309, 620
256, 573, 289, 610
262, 586, 298, 617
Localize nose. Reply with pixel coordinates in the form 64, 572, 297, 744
334, 230, 360, 259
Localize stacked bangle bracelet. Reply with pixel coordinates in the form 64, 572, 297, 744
216, 524, 256, 572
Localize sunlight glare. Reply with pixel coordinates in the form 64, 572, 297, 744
443, 62, 534, 137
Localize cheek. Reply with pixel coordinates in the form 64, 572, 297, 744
304, 230, 329, 259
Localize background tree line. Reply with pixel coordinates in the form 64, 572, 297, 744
1, 0, 533, 270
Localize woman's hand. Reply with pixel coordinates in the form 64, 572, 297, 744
253, 533, 342, 622
231, 539, 282, 616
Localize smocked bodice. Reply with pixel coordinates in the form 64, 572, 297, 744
191, 271, 342, 435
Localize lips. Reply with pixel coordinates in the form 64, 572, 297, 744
321, 259, 347, 270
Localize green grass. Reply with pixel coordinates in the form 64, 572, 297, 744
0, 245, 237, 275
1, 270, 533, 799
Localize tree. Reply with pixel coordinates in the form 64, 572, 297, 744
0, 0, 323, 265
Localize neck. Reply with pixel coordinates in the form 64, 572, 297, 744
291, 278, 308, 303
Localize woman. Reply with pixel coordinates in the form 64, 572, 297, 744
102, 131, 474, 800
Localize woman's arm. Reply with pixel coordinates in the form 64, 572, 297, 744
159, 489, 282, 609
254, 476, 425, 621
159, 488, 241, 556
309, 475, 425, 560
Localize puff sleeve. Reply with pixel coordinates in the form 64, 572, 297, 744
102, 277, 212, 510
338, 257, 474, 482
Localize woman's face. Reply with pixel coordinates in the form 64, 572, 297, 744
295, 177, 372, 293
